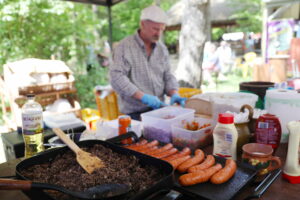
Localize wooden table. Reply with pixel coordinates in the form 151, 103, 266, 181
0, 144, 299, 200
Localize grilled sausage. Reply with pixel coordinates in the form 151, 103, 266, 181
147, 143, 173, 156
177, 149, 205, 173
138, 146, 158, 154
179, 164, 222, 186
152, 148, 178, 159
126, 140, 159, 151
187, 155, 215, 173
125, 139, 148, 148
163, 147, 191, 162
169, 155, 191, 169
210, 159, 237, 184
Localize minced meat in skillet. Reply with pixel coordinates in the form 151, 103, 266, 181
20, 144, 164, 200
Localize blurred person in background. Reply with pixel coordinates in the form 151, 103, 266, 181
216, 41, 233, 77
202, 42, 220, 87
109, 5, 186, 120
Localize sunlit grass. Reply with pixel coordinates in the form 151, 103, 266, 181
202, 70, 253, 93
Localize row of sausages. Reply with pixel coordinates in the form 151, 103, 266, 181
125, 139, 237, 186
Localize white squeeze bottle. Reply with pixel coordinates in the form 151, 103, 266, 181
283, 121, 300, 184
22, 94, 44, 158
213, 113, 238, 160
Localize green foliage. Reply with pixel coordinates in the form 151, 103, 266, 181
164, 30, 179, 45
212, 28, 226, 41
75, 67, 108, 109
0, 0, 109, 108
0, 0, 104, 73
229, 0, 263, 33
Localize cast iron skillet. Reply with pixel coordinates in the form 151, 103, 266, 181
15, 136, 174, 200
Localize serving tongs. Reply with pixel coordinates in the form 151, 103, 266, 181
245, 168, 282, 199
52, 128, 105, 174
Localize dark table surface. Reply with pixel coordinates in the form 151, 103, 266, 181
0, 143, 298, 200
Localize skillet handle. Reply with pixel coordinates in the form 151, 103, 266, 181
107, 131, 139, 145
0, 179, 32, 190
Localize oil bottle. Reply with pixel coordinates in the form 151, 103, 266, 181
22, 94, 44, 158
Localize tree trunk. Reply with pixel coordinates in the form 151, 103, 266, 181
176, 0, 210, 88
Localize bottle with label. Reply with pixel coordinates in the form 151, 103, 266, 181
22, 94, 44, 158
255, 113, 281, 153
213, 113, 238, 160
118, 115, 132, 144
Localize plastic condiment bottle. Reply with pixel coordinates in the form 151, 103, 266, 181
118, 115, 132, 144
255, 113, 281, 153
282, 121, 300, 184
213, 113, 238, 160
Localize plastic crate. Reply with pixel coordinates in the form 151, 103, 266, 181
81, 108, 100, 130
94, 90, 120, 121
178, 87, 202, 98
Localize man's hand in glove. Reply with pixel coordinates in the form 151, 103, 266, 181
170, 94, 187, 107
141, 94, 166, 109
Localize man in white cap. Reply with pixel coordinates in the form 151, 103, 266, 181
109, 5, 186, 120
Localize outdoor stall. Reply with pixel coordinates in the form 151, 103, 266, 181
1, 84, 300, 200
0, 143, 299, 200
2, 0, 300, 199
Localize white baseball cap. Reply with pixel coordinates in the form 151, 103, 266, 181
140, 5, 168, 24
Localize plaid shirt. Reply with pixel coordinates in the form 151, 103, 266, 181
109, 32, 179, 114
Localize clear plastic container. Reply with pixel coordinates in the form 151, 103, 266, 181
141, 107, 195, 143
96, 119, 142, 140
172, 117, 213, 150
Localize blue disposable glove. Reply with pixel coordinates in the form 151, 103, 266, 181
170, 94, 187, 107
141, 94, 166, 109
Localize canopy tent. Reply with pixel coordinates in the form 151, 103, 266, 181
64, 0, 125, 48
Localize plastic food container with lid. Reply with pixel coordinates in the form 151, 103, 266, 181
141, 106, 195, 143
171, 117, 213, 150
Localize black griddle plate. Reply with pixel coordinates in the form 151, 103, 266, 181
16, 139, 174, 200
174, 156, 257, 200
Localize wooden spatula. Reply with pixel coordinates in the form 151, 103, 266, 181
52, 128, 105, 174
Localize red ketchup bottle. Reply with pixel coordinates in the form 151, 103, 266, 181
255, 114, 281, 153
